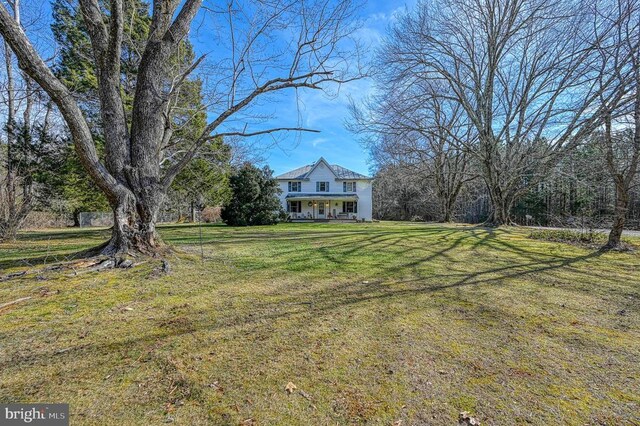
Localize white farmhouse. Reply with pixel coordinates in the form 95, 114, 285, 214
275, 157, 373, 221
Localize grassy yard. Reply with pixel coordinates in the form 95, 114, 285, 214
0, 222, 639, 425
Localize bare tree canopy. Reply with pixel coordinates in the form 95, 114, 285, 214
0, 0, 56, 241
0, 0, 364, 254
591, 0, 640, 248
350, 79, 476, 222
357, 0, 618, 225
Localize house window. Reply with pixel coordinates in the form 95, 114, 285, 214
288, 181, 301, 192
288, 201, 302, 213
343, 181, 356, 192
343, 201, 358, 213
316, 181, 329, 192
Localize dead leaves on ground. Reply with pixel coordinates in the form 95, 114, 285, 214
38, 287, 60, 297
459, 411, 481, 425
284, 382, 297, 394
284, 381, 317, 410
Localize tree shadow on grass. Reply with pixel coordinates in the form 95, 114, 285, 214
3, 224, 633, 423
0, 234, 112, 272
0, 234, 608, 374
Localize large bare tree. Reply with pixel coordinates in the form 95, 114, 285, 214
378, 0, 614, 225
592, 0, 640, 249
0, 0, 362, 254
351, 81, 475, 222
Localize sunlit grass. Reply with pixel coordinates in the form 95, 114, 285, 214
1, 222, 639, 425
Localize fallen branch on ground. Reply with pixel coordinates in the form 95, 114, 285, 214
0, 296, 32, 311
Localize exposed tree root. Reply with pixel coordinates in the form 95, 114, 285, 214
600, 242, 636, 253
479, 218, 520, 228
0, 253, 150, 282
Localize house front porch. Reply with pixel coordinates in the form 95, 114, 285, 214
285, 194, 359, 221
289, 218, 358, 223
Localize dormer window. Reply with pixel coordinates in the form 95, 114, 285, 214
288, 181, 302, 192
343, 181, 356, 192
316, 181, 329, 192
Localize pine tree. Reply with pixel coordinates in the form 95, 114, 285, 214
169, 138, 232, 222
50, 0, 228, 226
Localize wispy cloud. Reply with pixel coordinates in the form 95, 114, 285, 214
310, 137, 329, 147
242, 2, 415, 176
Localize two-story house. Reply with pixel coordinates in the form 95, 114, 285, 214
275, 157, 373, 221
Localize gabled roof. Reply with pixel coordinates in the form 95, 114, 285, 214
305, 157, 338, 179
276, 157, 372, 180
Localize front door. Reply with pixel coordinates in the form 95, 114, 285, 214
318, 201, 325, 218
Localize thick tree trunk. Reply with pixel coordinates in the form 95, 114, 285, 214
97, 190, 163, 256
480, 139, 514, 227
486, 185, 513, 226
72, 209, 81, 227
0, 218, 20, 241
440, 198, 453, 222
605, 180, 628, 249
0, 200, 30, 241
439, 179, 465, 223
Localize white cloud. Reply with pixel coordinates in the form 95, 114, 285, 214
310, 137, 329, 147
297, 78, 374, 129
251, 2, 417, 174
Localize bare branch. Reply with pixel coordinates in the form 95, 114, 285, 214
0, 2, 123, 201
212, 127, 321, 139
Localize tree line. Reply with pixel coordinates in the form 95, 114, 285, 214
351, 0, 640, 249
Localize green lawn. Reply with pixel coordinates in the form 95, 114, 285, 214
1, 222, 639, 425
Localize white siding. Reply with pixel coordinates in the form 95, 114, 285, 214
305, 162, 337, 191
355, 179, 373, 221
278, 181, 289, 212
277, 159, 373, 221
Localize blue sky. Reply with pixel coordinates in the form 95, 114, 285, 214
187, 0, 413, 177
257, 1, 412, 177
25, 0, 412, 177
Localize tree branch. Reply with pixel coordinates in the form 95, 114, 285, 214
212, 127, 321, 139
0, 2, 124, 202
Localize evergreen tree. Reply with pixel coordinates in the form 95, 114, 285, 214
54, 143, 110, 226
169, 138, 232, 221
1, 122, 67, 239
50, 0, 227, 225
222, 164, 283, 226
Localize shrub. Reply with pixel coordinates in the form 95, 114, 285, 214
222, 164, 284, 226
201, 206, 222, 223
529, 229, 637, 250
529, 229, 606, 246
